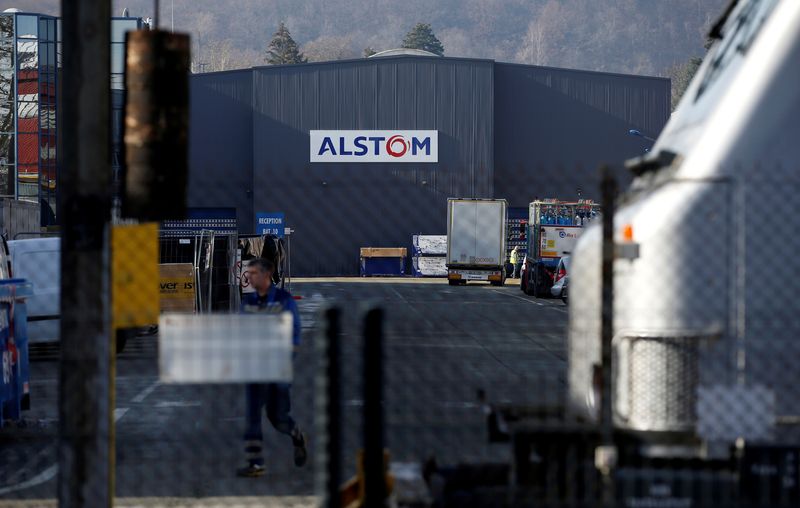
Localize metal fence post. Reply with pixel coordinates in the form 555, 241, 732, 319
599, 166, 618, 506
317, 307, 343, 508
58, 0, 112, 506
363, 307, 386, 508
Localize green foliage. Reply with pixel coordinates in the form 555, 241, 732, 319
401, 23, 444, 56
266, 22, 306, 65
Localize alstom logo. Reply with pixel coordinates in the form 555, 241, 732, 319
310, 130, 438, 163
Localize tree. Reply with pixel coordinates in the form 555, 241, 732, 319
668, 39, 711, 110
265, 22, 306, 65
668, 56, 702, 110
204, 39, 235, 72
302, 35, 357, 62
401, 23, 444, 56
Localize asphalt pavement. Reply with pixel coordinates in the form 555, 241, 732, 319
0, 278, 569, 506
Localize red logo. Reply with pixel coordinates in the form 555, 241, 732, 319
386, 135, 408, 157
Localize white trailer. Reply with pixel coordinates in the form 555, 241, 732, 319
446, 198, 507, 286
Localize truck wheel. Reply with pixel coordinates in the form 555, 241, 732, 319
448, 279, 460, 286
532, 268, 546, 298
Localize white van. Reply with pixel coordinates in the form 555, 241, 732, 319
7, 237, 60, 344
569, 0, 800, 444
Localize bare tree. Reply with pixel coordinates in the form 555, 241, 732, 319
204, 39, 235, 72
302, 35, 357, 62
517, 18, 547, 65
516, 1, 566, 66
189, 11, 214, 72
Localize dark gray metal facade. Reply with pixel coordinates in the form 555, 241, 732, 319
188, 70, 254, 230
188, 56, 670, 276
494, 63, 671, 205
251, 57, 494, 276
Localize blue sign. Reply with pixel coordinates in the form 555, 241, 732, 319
256, 212, 285, 238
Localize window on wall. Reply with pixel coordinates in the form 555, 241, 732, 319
110, 18, 139, 217
111, 19, 138, 91
0, 16, 14, 197
16, 15, 37, 39
56, 19, 61, 68
0, 71, 13, 133
16, 27, 39, 203
38, 16, 57, 221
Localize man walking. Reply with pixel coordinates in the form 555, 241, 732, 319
237, 257, 307, 477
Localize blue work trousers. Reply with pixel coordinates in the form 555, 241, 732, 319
243, 383, 297, 466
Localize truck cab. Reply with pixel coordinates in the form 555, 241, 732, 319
522, 199, 599, 297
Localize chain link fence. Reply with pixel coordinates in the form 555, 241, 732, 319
0, 162, 797, 508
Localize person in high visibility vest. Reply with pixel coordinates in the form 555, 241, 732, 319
510, 246, 521, 278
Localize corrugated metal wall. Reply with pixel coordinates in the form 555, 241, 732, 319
493, 63, 671, 206
188, 57, 670, 276
250, 57, 494, 276
188, 70, 254, 230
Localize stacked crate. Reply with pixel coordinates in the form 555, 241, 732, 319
506, 207, 528, 264
411, 235, 447, 277
359, 248, 407, 276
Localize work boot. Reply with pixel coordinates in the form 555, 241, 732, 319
292, 429, 308, 467
236, 463, 265, 477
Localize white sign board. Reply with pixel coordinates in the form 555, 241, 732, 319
159, 313, 293, 383
237, 257, 255, 294
539, 226, 582, 258
310, 130, 438, 163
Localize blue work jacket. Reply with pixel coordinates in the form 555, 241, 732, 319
241, 285, 301, 346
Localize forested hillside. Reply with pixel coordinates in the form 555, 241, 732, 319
2, 0, 725, 79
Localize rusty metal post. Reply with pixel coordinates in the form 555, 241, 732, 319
123, 30, 190, 221
58, 1, 112, 506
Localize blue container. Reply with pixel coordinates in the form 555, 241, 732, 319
0, 279, 33, 426
360, 257, 405, 277
359, 248, 407, 277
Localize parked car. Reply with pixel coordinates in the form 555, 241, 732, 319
7, 237, 60, 344
549, 256, 570, 299
6, 236, 136, 353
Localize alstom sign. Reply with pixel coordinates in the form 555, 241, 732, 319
310, 130, 438, 163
